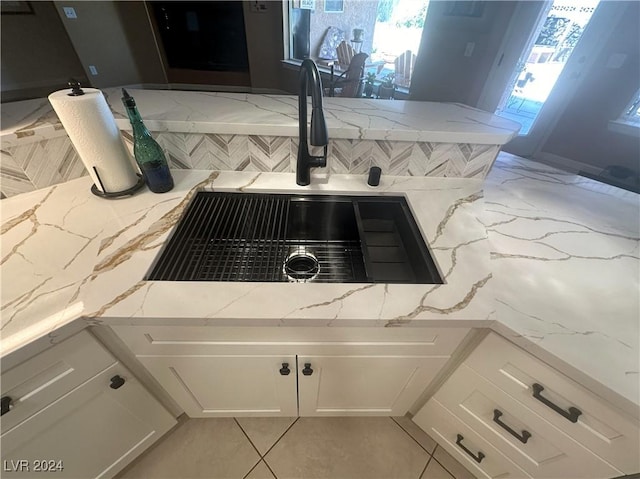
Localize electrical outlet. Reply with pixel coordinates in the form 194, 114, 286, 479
63, 7, 77, 19
464, 42, 475, 57
88, 65, 98, 76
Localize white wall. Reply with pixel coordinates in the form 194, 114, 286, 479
1, 1, 87, 102
409, 1, 517, 106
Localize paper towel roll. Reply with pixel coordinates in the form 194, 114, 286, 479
49, 88, 139, 193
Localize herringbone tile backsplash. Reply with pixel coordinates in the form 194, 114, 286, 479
1, 132, 500, 198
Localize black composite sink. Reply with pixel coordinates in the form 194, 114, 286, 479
147, 192, 443, 284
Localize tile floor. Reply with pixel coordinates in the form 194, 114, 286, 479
116, 416, 475, 479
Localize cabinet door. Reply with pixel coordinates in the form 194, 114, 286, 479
139, 355, 297, 417
1, 363, 176, 479
298, 355, 447, 416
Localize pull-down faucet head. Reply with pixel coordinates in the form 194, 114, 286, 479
297, 59, 328, 186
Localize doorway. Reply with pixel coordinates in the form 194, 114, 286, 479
496, 0, 600, 135
477, 1, 626, 158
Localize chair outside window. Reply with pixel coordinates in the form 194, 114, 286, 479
336, 41, 356, 70
327, 52, 369, 98
394, 50, 417, 89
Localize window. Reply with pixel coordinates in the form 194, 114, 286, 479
286, 0, 430, 91
621, 89, 640, 124
324, 0, 344, 13
609, 88, 640, 137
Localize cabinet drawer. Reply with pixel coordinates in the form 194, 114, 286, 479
434, 364, 622, 478
465, 332, 639, 474
1, 362, 176, 479
112, 325, 469, 356
413, 399, 530, 478
1, 330, 116, 432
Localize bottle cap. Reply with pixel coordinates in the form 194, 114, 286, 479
121, 88, 136, 108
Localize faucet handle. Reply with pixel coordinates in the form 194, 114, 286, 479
308, 145, 328, 169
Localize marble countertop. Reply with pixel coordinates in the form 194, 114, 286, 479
1, 153, 638, 418
1, 89, 520, 147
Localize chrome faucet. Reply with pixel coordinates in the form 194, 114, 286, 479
297, 59, 328, 186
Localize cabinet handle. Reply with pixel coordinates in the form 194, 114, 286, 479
455, 434, 485, 463
302, 363, 313, 376
532, 383, 581, 423
1, 396, 13, 416
279, 363, 291, 376
109, 375, 126, 390
493, 409, 532, 444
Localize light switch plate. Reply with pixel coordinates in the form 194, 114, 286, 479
251, 1, 267, 12
63, 7, 77, 19
464, 42, 475, 57
88, 65, 98, 76
606, 53, 627, 69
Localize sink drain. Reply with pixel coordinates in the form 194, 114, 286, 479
283, 249, 319, 282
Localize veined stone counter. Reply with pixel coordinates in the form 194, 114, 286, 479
1, 153, 638, 418
1, 89, 520, 146
0, 169, 490, 350
0, 89, 520, 198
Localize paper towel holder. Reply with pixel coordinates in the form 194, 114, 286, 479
91, 166, 145, 199
67, 78, 85, 96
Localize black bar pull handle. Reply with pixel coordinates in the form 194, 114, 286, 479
302, 363, 313, 376
456, 434, 485, 463
1, 396, 13, 416
532, 383, 582, 423
493, 409, 532, 444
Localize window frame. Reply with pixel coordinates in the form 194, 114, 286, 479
609, 88, 640, 137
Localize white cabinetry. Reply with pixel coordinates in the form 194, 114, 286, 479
112, 325, 470, 418
297, 353, 449, 416
139, 355, 298, 416
1, 330, 176, 479
413, 332, 639, 479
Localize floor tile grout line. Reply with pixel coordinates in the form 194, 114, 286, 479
259, 417, 300, 459
261, 458, 279, 479
234, 417, 264, 460
241, 459, 278, 479
241, 459, 262, 479
389, 416, 438, 456
234, 417, 299, 479
418, 454, 435, 479
259, 417, 301, 479
430, 446, 459, 479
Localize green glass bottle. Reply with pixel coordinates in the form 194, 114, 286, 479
121, 89, 174, 193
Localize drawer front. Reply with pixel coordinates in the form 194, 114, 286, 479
465, 332, 640, 474
413, 399, 530, 479
1, 363, 176, 479
434, 365, 622, 478
1, 330, 116, 432
111, 325, 470, 356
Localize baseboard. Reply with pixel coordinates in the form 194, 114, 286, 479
535, 151, 640, 194
533, 151, 602, 175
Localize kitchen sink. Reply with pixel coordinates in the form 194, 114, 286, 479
147, 192, 443, 284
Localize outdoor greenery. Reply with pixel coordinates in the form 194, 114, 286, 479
376, 0, 398, 22
381, 73, 395, 88
395, 3, 428, 28
536, 16, 571, 46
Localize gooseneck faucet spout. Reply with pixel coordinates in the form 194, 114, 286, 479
297, 59, 328, 186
